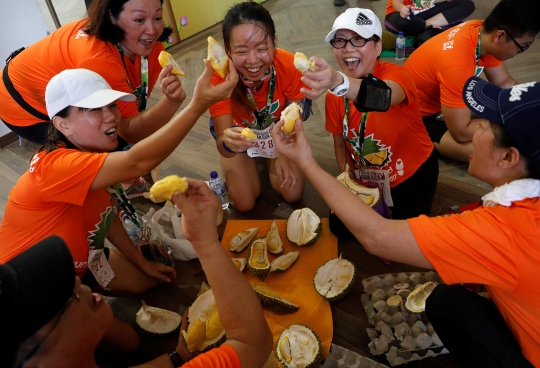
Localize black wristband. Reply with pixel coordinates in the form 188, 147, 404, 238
169, 350, 184, 367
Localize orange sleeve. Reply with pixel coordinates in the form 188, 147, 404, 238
37, 150, 109, 206
325, 92, 344, 135
181, 344, 241, 368
408, 209, 519, 290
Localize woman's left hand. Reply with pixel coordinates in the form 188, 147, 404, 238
275, 154, 297, 191
140, 259, 176, 283
158, 64, 187, 105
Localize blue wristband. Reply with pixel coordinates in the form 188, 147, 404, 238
222, 140, 234, 153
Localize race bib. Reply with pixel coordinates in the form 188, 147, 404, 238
355, 168, 394, 207
88, 248, 115, 289
247, 122, 279, 158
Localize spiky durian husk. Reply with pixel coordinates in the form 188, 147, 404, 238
276, 324, 322, 368
270, 251, 299, 273
252, 285, 300, 315
286, 208, 322, 246
229, 227, 259, 252
314, 257, 356, 301
247, 237, 271, 281
136, 301, 182, 334
266, 220, 284, 255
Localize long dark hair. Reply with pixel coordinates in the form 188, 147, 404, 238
491, 122, 540, 179
223, 2, 276, 113
83, 0, 172, 44
39, 106, 77, 154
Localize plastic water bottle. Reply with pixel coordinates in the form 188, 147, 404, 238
123, 215, 139, 244
209, 171, 230, 210
396, 32, 406, 61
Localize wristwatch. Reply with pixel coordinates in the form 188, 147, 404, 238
169, 349, 184, 367
328, 71, 350, 97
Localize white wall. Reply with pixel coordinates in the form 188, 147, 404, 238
0, 0, 50, 137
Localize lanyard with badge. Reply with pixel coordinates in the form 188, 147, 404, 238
342, 97, 393, 206
117, 44, 149, 112
246, 66, 280, 158
475, 31, 484, 77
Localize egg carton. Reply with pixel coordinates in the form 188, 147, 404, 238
360, 272, 449, 366
322, 343, 389, 368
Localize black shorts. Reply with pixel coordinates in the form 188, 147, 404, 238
422, 113, 447, 144
80, 247, 111, 289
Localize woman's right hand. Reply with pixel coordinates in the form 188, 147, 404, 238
300, 56, 340, 100
400, 5, 411, 18
191, 59, 238, 112
221, 127, 256, 153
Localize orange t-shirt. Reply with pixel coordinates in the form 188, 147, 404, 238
0, 148, 113, 277
0, 19, 163, 126
404, 20, 502, 117
325, 60, 433, 187
182, 344, 241, 368
408, 198, 540, 366
208, 48, 306, 129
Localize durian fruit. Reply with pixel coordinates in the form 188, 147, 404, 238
232, 257, 247, 272
158, 51, 186, 76
313, 256, 356, 301
148, 175, 188, 202
266, 220, 284, 255
241, 128, 258, 141
181, 290, 226, 352
382, 30, 397, 51
336, 166, 381, 207
276, 324, 322, 368
294, 52, 316, 74
405, 281, 438, 313
270, 251, 299, 273
229, 227, 258, 252
135, 301, 182, 334
286, 208, 322, 246
247, 237, 271, 281
252, 285, 299, 315
207, 36, 229, 78
280, 102, 303, 135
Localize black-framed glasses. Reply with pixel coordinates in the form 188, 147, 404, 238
18, 291, 80, 367
330, 36, 373, 49
497, 27, 532, 53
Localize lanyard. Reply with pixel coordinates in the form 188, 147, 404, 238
342, 97, 368, 160
246, 65, 277, 130
475, 31, 483, 77
116, 44, 148, 112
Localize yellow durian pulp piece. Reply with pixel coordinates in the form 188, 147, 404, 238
184, 318, 206, 352
158, 51, 186, 76
207, 36, 229, 78
280, 102, 303, 135
241, 128, 258, 141
251, 240, 267, 267
149, 175, 188, 202
229, 227, 259, 252
279, 336, 292, 363
293, 52, 316, 74
205, 306, 224, 341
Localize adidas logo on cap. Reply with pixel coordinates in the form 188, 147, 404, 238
356, 12, 372, 26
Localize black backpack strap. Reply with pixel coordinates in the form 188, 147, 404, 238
2, 56, 50, 122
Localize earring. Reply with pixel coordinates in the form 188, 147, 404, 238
499, 162, 503, 166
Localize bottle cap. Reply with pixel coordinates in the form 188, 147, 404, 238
210, 171, 218, 179
398, 31, 404, 36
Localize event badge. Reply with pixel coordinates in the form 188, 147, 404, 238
88, 248, 115, 289
247, 122, 278, 158
354, 168, 394, 207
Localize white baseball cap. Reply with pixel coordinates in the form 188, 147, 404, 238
325, 8, 382, 42
45, 69, 136, 119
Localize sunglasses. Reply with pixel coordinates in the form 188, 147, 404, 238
18, 291, 80, 367
497, 27, 532, 53
330, 36, 374, 49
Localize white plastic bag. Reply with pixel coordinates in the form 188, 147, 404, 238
150, 206, 198, 261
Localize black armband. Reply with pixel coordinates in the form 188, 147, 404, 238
353, 74, 391, 112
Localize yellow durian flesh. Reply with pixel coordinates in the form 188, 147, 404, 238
279, 336, 292, 363
247, 238, 271, 281
266, 220, 283, 254
149, 175, 188, 202
158, 51, 186, 76
205, 306, 224, 341
186, 290, 226, 352
280, 102, 302, 135
241, 128, 258, 141
207, 36, 229, 78
184, 318, 206, 351
229, 227, 259, 252
294, 52, 316, 74
276, 324, 321, 368
336, 169, 380, 208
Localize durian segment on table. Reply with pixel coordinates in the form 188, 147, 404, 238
220, 219, 337, 360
